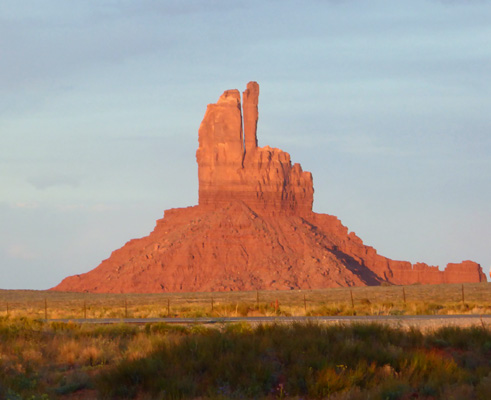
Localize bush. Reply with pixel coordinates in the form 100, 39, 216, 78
95, 323, 491, 399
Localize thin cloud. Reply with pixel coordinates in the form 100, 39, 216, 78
13, 202, 39, 209
27, 174, 81, 190
5, 244, 37, 261
54, 203, 119, 212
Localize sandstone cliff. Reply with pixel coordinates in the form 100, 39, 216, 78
52, 82, 487, 293
196, 82, 313, 215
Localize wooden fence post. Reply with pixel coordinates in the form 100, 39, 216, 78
303, 294, 307, 314
461, 284, 465, 304
211, 297, 214, 313
44, 298, 48, 320
350, 290, 354, 308
402, 287, 406, 304
83, 300, 87, 319
124, 299, 128, 318
256, 291, 259, 310
167, 298, 170, 317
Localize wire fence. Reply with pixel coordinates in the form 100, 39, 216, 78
0, 283, 489, 320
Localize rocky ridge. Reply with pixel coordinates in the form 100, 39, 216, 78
52, 82, 487, 293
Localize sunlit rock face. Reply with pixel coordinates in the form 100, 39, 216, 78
51, 82, 487, 293
196, 81, 314, 215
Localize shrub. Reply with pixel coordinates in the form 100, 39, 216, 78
95, 323, 490, 399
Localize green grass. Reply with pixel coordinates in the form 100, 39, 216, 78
0, 316, 490, 399
95, 323, 491, 399
1, 283, 490, 320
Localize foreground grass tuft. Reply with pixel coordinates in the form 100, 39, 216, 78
96, 322, 491, 399
0, 316, 490, 399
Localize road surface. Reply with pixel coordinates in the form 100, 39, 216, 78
48, 314, 491, 329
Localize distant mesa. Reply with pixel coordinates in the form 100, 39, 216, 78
51, 82, 487, 293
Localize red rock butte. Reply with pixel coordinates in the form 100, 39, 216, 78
52, 82, 487, 293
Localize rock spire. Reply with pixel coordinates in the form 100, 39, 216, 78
196, 81, 314, 215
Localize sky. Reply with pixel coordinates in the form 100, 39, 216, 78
1, 0, 490, 290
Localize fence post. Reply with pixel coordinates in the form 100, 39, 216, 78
461, 284, 465, 304
256, 291, 259, 310
402, 287, 406, 304
211, 297, 214, 313
6, 302, 9, 316
124, 299, 128, 319
167, 298, 170, 317
83, 300, 87, 319
44, 298, 48, 320
350, 290, 354, 308
303, 294, 307, 314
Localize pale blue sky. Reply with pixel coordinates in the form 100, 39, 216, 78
1, 0, 490, 289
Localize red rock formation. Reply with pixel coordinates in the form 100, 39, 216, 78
243, 81, 259, 154
196, 81, 313, 215
51, 82, 487, 293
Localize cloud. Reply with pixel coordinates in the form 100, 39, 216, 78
7, 202, 119, 213
27, 174, 81, 190
314, 133, 403, 157
5, 244, 37, 261
53, 203, 119, 212
0, 0, 243, 94
13, 202, 39, 209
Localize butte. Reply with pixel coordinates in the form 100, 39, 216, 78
52, 82, 487, 293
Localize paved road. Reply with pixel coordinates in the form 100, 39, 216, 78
48, 314, 491, 329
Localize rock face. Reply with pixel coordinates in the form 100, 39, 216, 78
51, 82, 487, 293
197, 82, 313, 215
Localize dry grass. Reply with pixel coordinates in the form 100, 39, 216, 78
0, 283, 490, 320
0, 316, 490, 399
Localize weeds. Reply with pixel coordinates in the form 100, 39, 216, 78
1, 283, 490, 320
0, 283, 490, 399
0, 319, 489, 399
93, 322, 491, 399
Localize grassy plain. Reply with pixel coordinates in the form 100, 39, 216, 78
0, 318, 490, 399
1, 282, 490, 320
0, 284, 490, 399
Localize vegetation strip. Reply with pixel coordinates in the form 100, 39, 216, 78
1, 283, 490, 320
0, 317, 490, 399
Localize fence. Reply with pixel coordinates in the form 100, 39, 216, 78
0, 283, 489, 320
